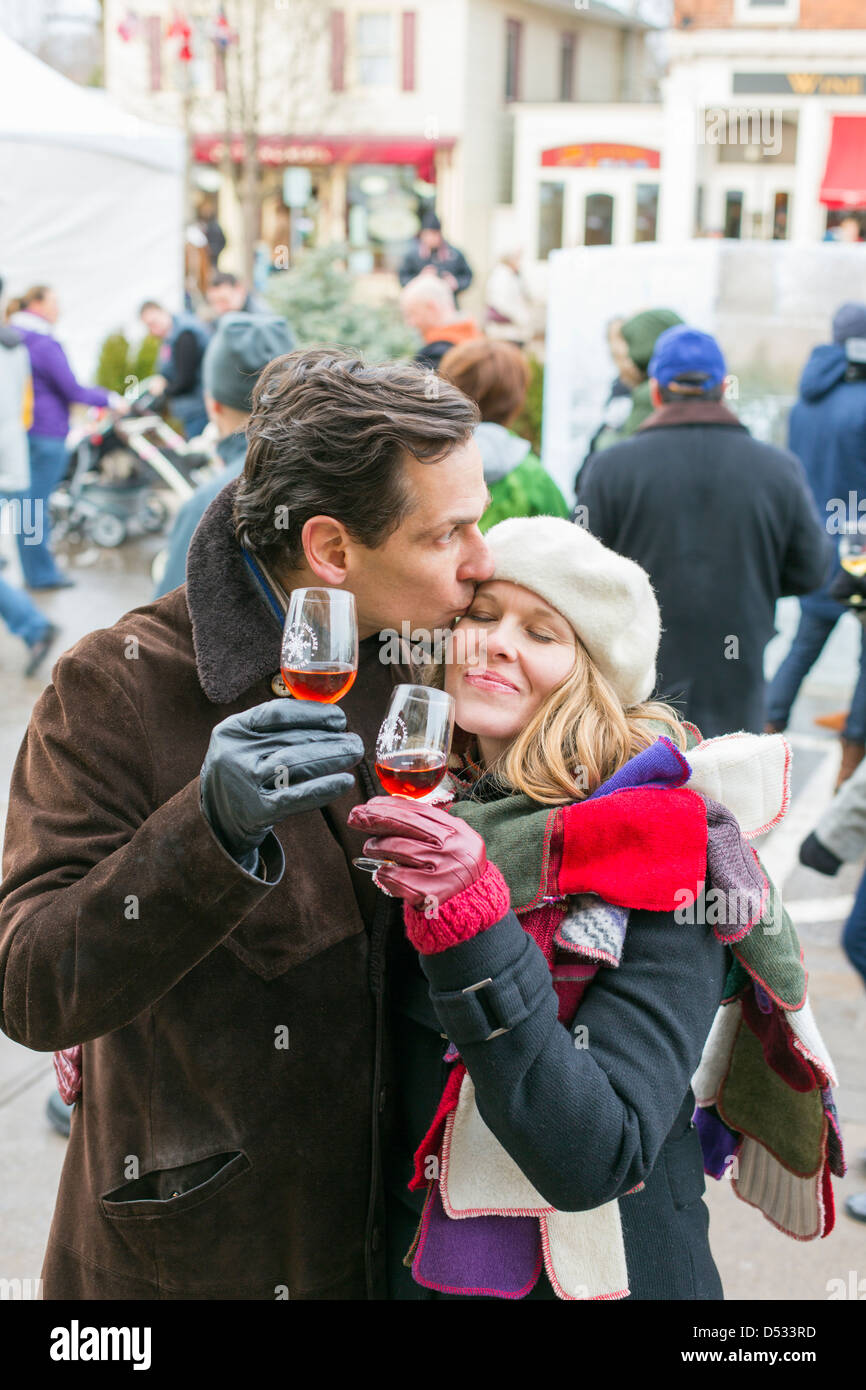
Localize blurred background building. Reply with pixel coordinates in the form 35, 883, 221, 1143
100, 0, 660, 299
513, 0, 866, 273
0, 0, 102, 82
663, 0, 866, 243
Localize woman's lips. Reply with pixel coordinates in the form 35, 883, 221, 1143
464, 671, 521, 694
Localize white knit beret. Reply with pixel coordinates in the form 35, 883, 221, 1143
482, 516, 660, 707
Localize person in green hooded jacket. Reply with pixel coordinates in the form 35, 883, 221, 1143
589, 307, 683, 456
439, 337, 569, 532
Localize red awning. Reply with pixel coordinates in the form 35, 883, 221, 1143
193, 134, 454, 184
819, 115, 866, 209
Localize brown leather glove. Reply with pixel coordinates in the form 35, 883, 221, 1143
347, 796, 486, 908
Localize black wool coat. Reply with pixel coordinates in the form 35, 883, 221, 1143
575, 402, 832, 738
384, 886, 730, 1300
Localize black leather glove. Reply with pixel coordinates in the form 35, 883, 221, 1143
828, 567, 866, 612
798, 831, 842, 877
200, 699, 365, 872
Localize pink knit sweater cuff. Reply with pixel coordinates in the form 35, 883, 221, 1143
403, 861, 511, 955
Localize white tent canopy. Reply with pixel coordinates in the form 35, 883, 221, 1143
0, 30, 184, 378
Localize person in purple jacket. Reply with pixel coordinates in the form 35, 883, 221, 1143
6, 285, 125, 589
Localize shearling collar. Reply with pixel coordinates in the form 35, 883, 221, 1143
638, 401, 745, 431
185, 476, 283, 704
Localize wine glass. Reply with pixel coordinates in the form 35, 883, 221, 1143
839, 522, 866, 583
280, 588, 358, 703
352, 684, 455, 874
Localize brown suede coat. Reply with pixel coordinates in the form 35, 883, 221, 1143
0, 479, 405, 1300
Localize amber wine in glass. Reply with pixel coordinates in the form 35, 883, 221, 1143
280, 588, 358, 703
353, 684, 455, 874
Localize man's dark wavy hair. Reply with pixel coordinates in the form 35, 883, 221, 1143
233, 347, 480, 568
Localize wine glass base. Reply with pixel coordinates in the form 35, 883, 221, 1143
352, 856, 396, 875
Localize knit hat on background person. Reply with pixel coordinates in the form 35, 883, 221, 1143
202, 312, 295, 413
481, 515, 660, 706
832, 302, 866, 345
620, 308, 683, 372
420, 210, 442, 231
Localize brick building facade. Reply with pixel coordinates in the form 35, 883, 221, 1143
674, 0, 866, 28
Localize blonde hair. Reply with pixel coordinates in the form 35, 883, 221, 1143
5, 285, 51, 319
422, 631, 687, 807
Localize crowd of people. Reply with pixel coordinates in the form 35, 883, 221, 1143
2, 213, 866, 1302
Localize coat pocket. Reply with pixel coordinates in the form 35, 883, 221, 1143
663, 1125, 707, 1211
100, 1150, 251, 1221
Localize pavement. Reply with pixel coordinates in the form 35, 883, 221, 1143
0, 523, 865, 1301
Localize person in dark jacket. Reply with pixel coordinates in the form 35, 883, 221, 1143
398, 211, 473, 300
350, 516, 828, 1299
0, 350, 493, 1300
765, 302, 866, 787
575, 326, 831, 738
139, 300, 212, 439
197, 196, 227, 270
206, 272, 268, 319
154, 312, 295, 598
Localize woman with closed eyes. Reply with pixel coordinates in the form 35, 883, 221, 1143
349, 514, 840, 1302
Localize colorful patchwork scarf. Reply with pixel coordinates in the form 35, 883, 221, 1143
404, 729, 845, 1299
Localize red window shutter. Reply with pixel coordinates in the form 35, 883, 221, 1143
505, 18, 522, 103
560, 33, 575, 101
402, 11, 417, 92
146, 14, 162, 92
330, 9, 346, 92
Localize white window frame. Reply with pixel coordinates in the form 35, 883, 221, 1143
734, 0, 800, 23
353, 10, 396, 89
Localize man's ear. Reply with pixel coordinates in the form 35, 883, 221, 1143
301, 515, 351, 585
649, 378, 663, 410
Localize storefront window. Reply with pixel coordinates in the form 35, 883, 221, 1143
635, 184, 658, 242
356, 13, 394, 86
773, 192, 790, 240
585, 193, 613, 246
724, 191, 743, 239
346, 163, 421, 271
538, 182, 564, 259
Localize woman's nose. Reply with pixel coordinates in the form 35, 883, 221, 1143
483, 621, 519, 663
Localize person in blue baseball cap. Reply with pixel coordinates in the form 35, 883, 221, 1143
647, 325, 728, 399
575, 323, 830, 739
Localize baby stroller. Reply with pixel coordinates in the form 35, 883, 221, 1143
53, 382, 215, 548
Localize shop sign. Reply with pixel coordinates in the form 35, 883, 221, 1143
733, 72, 866, 96
541, 143, 660, 169
193, 135, 453, 182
